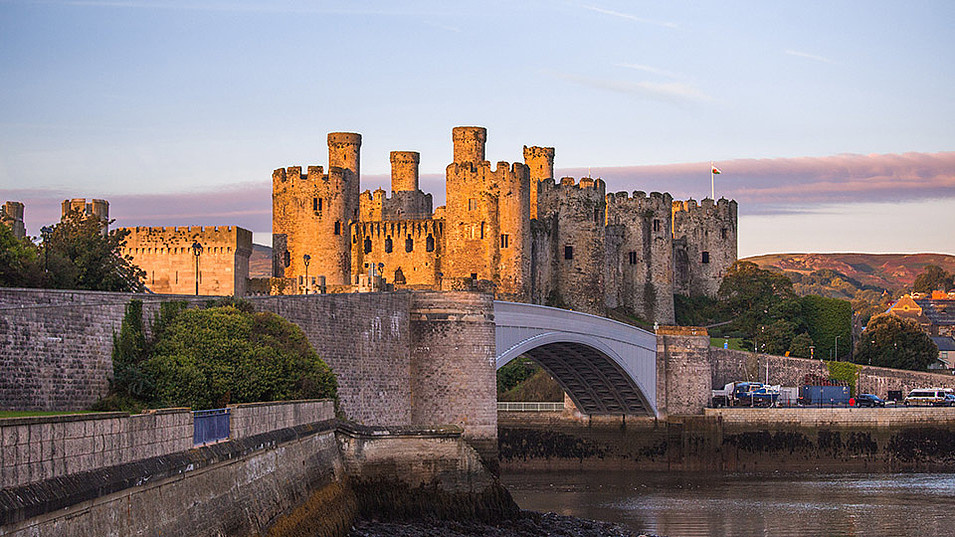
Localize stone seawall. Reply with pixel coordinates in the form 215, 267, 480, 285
499, 410, 955, 473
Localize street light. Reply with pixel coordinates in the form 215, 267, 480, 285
191, 241, 203, 295
810, 345, 815, 360
834, 335, 841, 361
40, 226, 54, 274
303, 254, 311, 294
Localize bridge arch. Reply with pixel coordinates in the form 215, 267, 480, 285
494, 301, 658, 417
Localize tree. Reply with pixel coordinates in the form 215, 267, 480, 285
40, 210, 145, 292
0, 224, 44, 287
855, 314, 938, 371
789, 332, 814, 358
717, 261, 796, 335
145, 306, 337, 409
913, 265, 955, 293
756, 320, 796, 356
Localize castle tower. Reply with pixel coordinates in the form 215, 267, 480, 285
452, 126, 487, 164
605, 191, 675, 323
61, 198, 109, 234
671, 198, 738, 297
523, 146, 554, 220
536, 177, 607, 315
444, 126, 529, 299
328, 132, 361, 222
390, 151, 419, 192
272, 132, 361, 289
1, 201, 25, 239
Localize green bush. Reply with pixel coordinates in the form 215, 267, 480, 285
146, 306, 336, 409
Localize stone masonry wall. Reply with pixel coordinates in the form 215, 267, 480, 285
229, 399, 335, 440
655, 327, 712, 416
408, 292, 498, 462
0, 408, 192, 489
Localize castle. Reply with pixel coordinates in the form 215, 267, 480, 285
272, 126, 737, 323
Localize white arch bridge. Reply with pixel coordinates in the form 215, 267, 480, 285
494, 301, 659, 418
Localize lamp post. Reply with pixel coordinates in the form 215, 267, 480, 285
810, 345, 815, 360
191, 241, 203, 295
834, 335, 841, 361
303, 254, 311, 294
40, 226, 53, 275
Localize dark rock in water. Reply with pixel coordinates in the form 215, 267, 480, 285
348, 510, 660, 537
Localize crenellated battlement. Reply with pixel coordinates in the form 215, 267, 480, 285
540, 176, 606, 193
523, 146, 555, 160
672, 197, 737, 216
354, 219, 444, 239
606, 190, 672, 211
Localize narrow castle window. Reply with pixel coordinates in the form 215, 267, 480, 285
629, 251, 637, 265
426, 234, 435, 252
471, 272, 478, 280
364, 238, 372, 254
721, 227, 728, 239
564, 245, 573, 260
702, 251, 710, 264
334, 221, 341, 235
653, 219, 661, 232
480, 222, 485, 239
405, 236, 413, 252
283, 251, 291, 267
385, 236, 393, 253
500, 234, 510, 248
468, 198, 477, 211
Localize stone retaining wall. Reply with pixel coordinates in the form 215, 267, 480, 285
230, 399, 335, 440
705, 406, 955, 426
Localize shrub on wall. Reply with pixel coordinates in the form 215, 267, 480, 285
146, 305, 337, 409
826, 361, 859, 395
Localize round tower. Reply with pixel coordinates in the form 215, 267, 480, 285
452, 126, 487, 164
523, 146, 555, 220
390, 151, 420, 192
327, 132, 361, 222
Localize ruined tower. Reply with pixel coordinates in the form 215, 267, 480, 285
605, 191, 675, 323
672, 198, 738, 297
444, 127, 530, 300
523, 146, 555, 220
271, 133, 361, 288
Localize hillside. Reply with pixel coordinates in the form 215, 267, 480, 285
250, 244, 272, 278
743, 253, 955, 292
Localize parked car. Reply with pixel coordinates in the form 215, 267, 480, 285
903, 389, 954, 406
854, 393, 886, 407
939, 394, 955, 407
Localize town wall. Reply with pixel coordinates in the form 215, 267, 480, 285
1, 201, 25, 239
119, 225, 253, 296
672, 198, 737, 297
536, 177, 606, 314
605, 191, 675, 323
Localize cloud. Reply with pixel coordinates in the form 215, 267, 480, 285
615, 63, 683, 79
785, 49, 838, 65
11, 153, 952, 240
582, 5, 677, 29
556, 152, 955, 214
550, 71, 711, 104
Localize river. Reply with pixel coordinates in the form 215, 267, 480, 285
501, 470, 955, 537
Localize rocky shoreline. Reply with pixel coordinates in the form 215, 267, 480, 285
348, 511, 659, 537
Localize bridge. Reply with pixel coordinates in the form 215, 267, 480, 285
494, 301, 659, 417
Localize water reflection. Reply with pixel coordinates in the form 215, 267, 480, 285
501, 471, 955, 537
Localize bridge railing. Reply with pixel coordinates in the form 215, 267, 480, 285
193, 408, 230, 445
497, 401, 564, 412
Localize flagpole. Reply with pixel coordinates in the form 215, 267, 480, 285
710, 161, 714, 200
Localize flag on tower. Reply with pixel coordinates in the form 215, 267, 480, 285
711, 166, 722, 175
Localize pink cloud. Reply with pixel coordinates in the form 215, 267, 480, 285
7, 151, 953, 238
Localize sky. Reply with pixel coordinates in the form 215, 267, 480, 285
1, 0, 953, 258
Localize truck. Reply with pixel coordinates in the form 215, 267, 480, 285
711, 382, 781, 407
798, 384, 850, 406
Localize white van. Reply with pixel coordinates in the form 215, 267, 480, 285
903, 388, 955, 406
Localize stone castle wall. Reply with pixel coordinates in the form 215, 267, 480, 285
351, 220, 443, 288
119, 225, 252, 296
605, 191, 675, 322
271, 126, 737, 324
1, 201, 26, 239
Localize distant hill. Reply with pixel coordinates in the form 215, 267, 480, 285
742, 253, 955, 293
250, 244, 272, 278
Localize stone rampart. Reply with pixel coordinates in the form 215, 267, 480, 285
230, 399, 335, 440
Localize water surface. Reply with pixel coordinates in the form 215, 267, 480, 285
502, 470, 955, 537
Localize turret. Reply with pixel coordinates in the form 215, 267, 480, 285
1, 201, 25, 239
390, 151, 420, 192
452, 126, 487, 164
328, 132, 361, 222
523, 146, 554, 220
